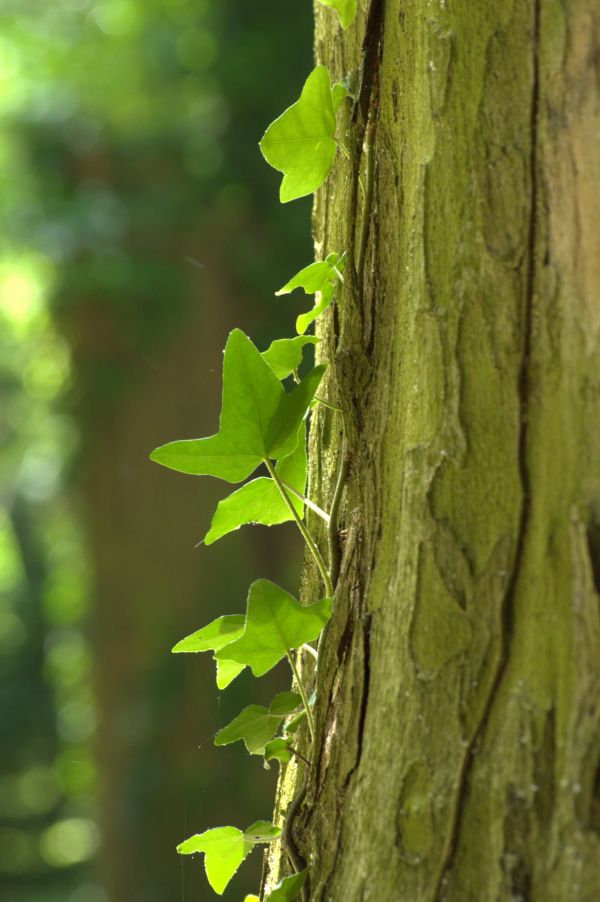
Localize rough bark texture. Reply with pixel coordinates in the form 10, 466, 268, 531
269, 1, 600, 899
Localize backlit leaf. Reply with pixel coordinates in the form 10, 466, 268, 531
331, 81, 350, 113
150, 330, 323, 483
177, 827, 250, 895
215, 579, 332, 677
264, 737, 293, 765
260, 67, 339, 202
276, 253, 345, 334
177, 821, 280, 896
317, 0, 357, 29
214, 691, 301, 754
214, 705, 282, 755
265, 870, 308, 901
203, 424, 306, 545
171, 614, 246, 689
172, 614, 244, 654
261, 335, 319, 380
244, 821, 282, 843
215, 657, 246, 690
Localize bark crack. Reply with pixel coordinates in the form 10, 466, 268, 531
432, 3, 542, 897
343, 612, 373, 792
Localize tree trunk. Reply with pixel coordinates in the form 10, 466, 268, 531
272, 1, 600, 899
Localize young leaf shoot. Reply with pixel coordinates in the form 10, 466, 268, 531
317, 0, 357, 29
260, 66, 341, 202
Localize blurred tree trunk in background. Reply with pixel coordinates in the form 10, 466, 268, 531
1, 3, 314, 901
53, 197, 306, 899
55, 245, 235, 901
271, 1, 600, 899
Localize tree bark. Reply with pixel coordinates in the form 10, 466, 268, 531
270, 1, 600, 899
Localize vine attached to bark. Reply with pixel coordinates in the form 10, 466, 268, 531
151, 3, 363, 899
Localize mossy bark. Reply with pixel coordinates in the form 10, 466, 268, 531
268, 1, 600, 899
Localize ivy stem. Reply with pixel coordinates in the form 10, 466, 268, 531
335, 137, 351, 159
286, 650, 315, 743
328, 438, 349, 590
288, 746, 311, 767
264, 458, 333, 598
314, 394, 342, 413
357, 130, 375, 286
301, 643, 319, 662
291, 369, 342, 414
280, 479, 330, 524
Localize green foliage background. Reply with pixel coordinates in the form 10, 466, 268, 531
0, 1, 312, 900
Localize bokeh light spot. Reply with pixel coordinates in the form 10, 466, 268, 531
39, 817, 100, 868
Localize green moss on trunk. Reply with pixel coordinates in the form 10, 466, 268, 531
267, 1, 600, 898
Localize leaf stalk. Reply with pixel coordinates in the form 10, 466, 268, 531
286, 651, 315, 743
264, 457, 333, 598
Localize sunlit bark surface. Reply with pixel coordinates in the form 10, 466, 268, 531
268, 2, 600, 899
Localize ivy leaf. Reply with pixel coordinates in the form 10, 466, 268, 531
261, 336, 319, 380
215, 579, 332, 677
203, 424, 307, 546
283, 708, 306, 735
172, 614, 245, 654
277, 253, 345, 334
177, 827, 250, 895
214, 691, 301, 754
331, 81, 349, 113
244, 821, 282, 843
276, 254, 342, 297
264, 737, 294, 765
177, 822, 280, 895
317, 0, 357, 28
171, 614, 246, 689
215, 658, 246, 690
260, 66, 339, 202
269, 691, 302, 716
265, 870, 308, 901
214, 706, 279, 755
150, 329, 324, 483
265, 363, 325, 456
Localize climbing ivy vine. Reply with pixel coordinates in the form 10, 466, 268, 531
151, 3, 358, 899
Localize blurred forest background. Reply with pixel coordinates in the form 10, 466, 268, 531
0, 1, 313, 900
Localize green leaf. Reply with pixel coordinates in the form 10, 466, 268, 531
260, 66, 339, 202
276, 253, 345, 334
269, 691, 302, 716
177, 822, 280, 896
244, 821, 282, 843
317, 0, 357, 28
171, 614, 246, 689
214, 704, 283, 755
264, 737, 294, 765
296, 292, 334, 336
215, 657, 246, 690
203, 424, 307, 546
214, 692, 301, 754
265, 364, 325, 456
177, 827, 250, 895
261, 336, 319, 380
215, 579, 333, 677
265, 870, 308, 901
150, 329, 323, 483
172, 614, 245, 654
276, 254, 341, 298
331, 81, 349, 114
283, 708, 306, 735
